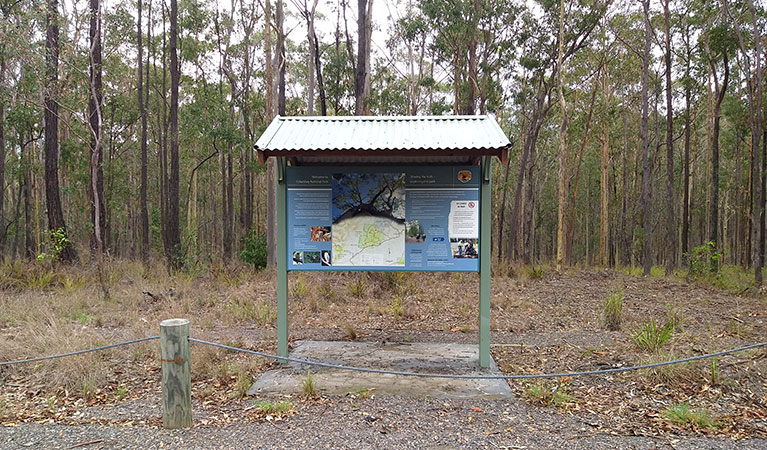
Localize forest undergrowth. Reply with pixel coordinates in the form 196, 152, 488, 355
0, 258, 765, 438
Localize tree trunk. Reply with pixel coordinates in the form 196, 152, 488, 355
158, 3, 169, 258
305, 0, 319, 115
682, 59, 691, 262
44, 0, 76, 263
221, 146, 231, 261
640, 0, 652, 276
566, 74, 599, 264
600, 64, 610, 267
522, 142, 536, 264
0, 53, 6, 256
507, 79, 550, 262
620, 105, 630, 266
264, 0, 276, 266
277, 0, 286, 115
555, 0, 567, 272
166, 0, 182, 269
22, 133, 35, 259
89, 0, 106, 255
663, 0, 675, 272
709, 52, 728, 270
313, 24, 327, 115
497, 150, 512, 262
354, 0, 370, 115
138, 0, 150, 262
747, 0, 764, 283
89, 0, 109, 297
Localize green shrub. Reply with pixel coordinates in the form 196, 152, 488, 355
37, 227, 71, 264
685, 241, 721, 278
603, 292, 624, 331
239, 230, 267, 270
631, 318, 677, 352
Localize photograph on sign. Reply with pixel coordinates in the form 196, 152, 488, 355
331, 173, 406, 267
286, 166, 480, 272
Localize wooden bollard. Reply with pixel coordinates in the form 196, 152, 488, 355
160, 318, 192, 429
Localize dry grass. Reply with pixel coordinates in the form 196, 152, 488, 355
2, 258, 766, 439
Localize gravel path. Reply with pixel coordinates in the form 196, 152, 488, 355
2, 395, 764, 449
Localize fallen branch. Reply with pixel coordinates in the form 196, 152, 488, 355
65, 439, 104, 449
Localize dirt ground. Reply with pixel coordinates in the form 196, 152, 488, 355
1, 263, 766, 448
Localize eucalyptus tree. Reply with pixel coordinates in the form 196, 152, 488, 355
724, 0, 763, 282
137, 0, 149, 261
639, 0, 651, 276
504, 0, 608, 263
662, 0, 675, 272
166, 0, 181, 269
702, 2, 732, 272
44, 0, 76, 262
354, 0, 372, 114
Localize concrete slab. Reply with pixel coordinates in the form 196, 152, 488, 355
248, 341, 513, 400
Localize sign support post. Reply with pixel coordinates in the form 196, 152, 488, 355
479, 156, 492, 368
276, 157, 289, 359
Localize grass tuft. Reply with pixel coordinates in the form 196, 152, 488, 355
638, 351, 695, 385
347, 275, 367, 298
256, 400, 294, 414
602, 292, 623, 331
301, 372, 319, 398
341, 322, 357, 341
631, 318, 677, 352
289, 276, 308, 299
523, 381, 576, 408
663, 403, 720, 429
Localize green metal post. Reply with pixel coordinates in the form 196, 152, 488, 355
276, 158, 289, 360
479, 156, 492, 368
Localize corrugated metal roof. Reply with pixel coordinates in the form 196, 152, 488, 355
254, 115, 511, 164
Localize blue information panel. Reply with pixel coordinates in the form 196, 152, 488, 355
287, 165, 480, 272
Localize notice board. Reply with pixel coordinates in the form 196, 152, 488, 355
286, 165, 480, 272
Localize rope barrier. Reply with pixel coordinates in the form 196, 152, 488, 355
1, 335, 764, 381
188, 338, 767, 380
0, 336, 160, 366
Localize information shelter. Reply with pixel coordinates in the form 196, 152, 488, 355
255, 115, 510, 368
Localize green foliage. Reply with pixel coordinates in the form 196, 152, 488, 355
685, 242, 721, 278
523, 381, 576, 408
239, 231, 267, 271
37, 228, 71, 264
390, 294, 405, 320
631, 318, 677, 353
116, 385, 128, 401
663, 403, 720, 429
602, 292, 623, 331
710, 356, 720, 386
256, 400, 293, 414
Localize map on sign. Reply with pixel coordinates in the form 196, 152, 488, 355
331, 173, 406, 267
